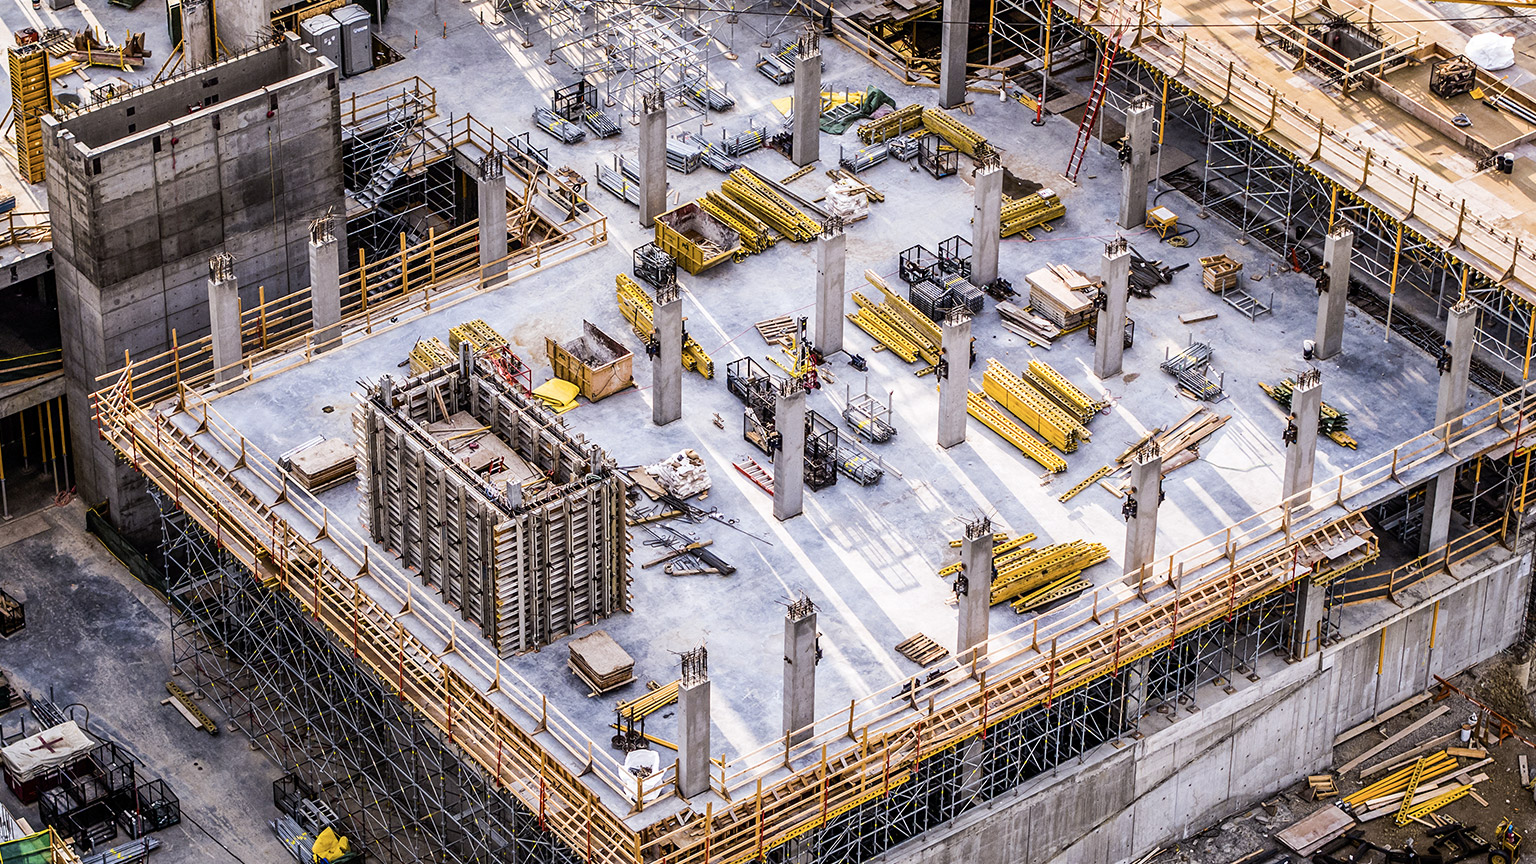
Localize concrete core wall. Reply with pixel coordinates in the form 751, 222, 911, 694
872, 550, 1530, 864
46, 34, 343, 539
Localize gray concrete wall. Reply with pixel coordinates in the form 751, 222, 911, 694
45, 35, 343, 539
872, 551, 1529, 864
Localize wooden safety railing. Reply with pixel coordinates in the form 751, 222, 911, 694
0, 211, 50, 249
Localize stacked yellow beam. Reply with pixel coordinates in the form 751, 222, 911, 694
920, 108, 987, 157
721, 169, 821, 242
1000, 191, 1066, 240
615, 274, 715, 379
982, 360, 1089, 453
447, 319, 508, 353
1025, 360, 1106, 425
988, 540, 1108, 608
617, 680, 680, 722
701, 191, 774, 255
847, 307, 918, 362
866, 270, 943, 346
1010, 574, 1094, 614
1342, 753, 1459, 808
409, 337, 455, 375
852, 293, 939, 364
966, 392, 1067, 473
857, 103, 924, 143
939, 532, 1038, 575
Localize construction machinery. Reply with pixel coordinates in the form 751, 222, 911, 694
1493, 819, 1523, 864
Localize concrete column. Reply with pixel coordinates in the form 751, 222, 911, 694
773, 381, 806, 521
476, 154, 509, 287
792, 35, 823, 167
938, 0, 969, 108
1282, 370, 1322, 509
782, 598, 818, 746
937, 308, 972, 448
652, 284, 682, 426
640, 89, 668, 227
814, 226, 845, 355
1118, 96, 1154, 230
1094, 237, 1131, 379
971, 161, 1002, 288
308, 215, 342, 352
208, 255, 242, 391
1418, 466, 1456, 558
1288, 574, 1328, 660
1435, 298, 1478, 437
1314, 228, 1353, 360
955, 517, 993, 664
1123, 445, 1163, 579
181, 0, 214, 67
677, 648, 710, 799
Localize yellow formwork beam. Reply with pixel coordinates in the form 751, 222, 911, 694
981, 360, 1088, 453
966, 391, 1067, 473
1026, 360, 1105, 424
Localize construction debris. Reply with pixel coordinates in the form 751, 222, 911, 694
648, 449, 710, 499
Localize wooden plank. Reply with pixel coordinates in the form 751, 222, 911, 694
1275, 805, 1355, 854
1447, 747, 1487, 759
1520, 754, 1529, 788
1338, 706, 1450, 774
1179, 310, 1218, 325
1334, 692, 1433, 746
1359, 730, 1459, 778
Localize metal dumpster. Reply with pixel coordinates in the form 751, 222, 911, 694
654, 201, 740, 274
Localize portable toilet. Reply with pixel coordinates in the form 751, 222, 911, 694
331, 5, 373, 76
299, 13, 342, 71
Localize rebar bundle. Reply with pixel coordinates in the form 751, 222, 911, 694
1160, 342, 1226, 402
721, 168, 821, 242
723, 126, 767, 157
681, 133, 740, 172
579, 104, 622, 138
835, 447, 884, 485
533, 107, 585, 144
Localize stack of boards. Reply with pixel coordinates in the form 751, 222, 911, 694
289, 438, 356, 492
1025, 264, 1094, 330
569, 630, 636, 695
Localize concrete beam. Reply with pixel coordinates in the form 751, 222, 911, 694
476, 154, 509, 287
937, 309, 972, 448
181, 0, 214, 67
938, 0, 968, 108
208, 255, 241, 391
814, 227, 845, 355
783, 599, 817, 745
1281, 370, 1321, 509
1123, 446, 1162, 580
792, 37, 823, 167
971, 163, 1002, 288
1118, 96, 1154, 230
1435, 298, 1477, 438
1094, 237, 1131, 379
1314, 228, 1353, 360
640, 90, 668, 227
956, 517, 993, 664
677, 649, 710, 799
773, 381, 807, 521
652, 285, 682, 426
308, 216, 342, 352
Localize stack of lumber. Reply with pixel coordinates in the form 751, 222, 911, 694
1200, 254, 1242, 294
409, 337, 455, 375
1025, 265, 1094, 330
846, 270, 943, 368
981, 359, 1090, 452
569, 630, 635, 695
1259, 379, 1358, 449
988, 539, 1109, 612
288, 438, 356, 493
1092, 407, 1231, 499
996, 301, 1062, 346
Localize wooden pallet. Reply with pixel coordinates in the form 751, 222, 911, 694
895, 633, 950, 666
755, 316, 797, 349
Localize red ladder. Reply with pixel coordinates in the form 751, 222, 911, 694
1064, 29, 1125, 184
733, 457, 774, 495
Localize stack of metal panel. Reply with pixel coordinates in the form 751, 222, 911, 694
666, 138, 703, 173
684, 134, 740, 172
909, 280, 946, 321
755, 40, 796, 83
533, 107, 585, 144
579, 104, 621, 138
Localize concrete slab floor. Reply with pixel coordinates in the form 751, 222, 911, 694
0, 502, 290, 864
143, 0, 1478, 808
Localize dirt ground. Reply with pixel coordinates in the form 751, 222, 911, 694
1167, 653, 1536, 864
